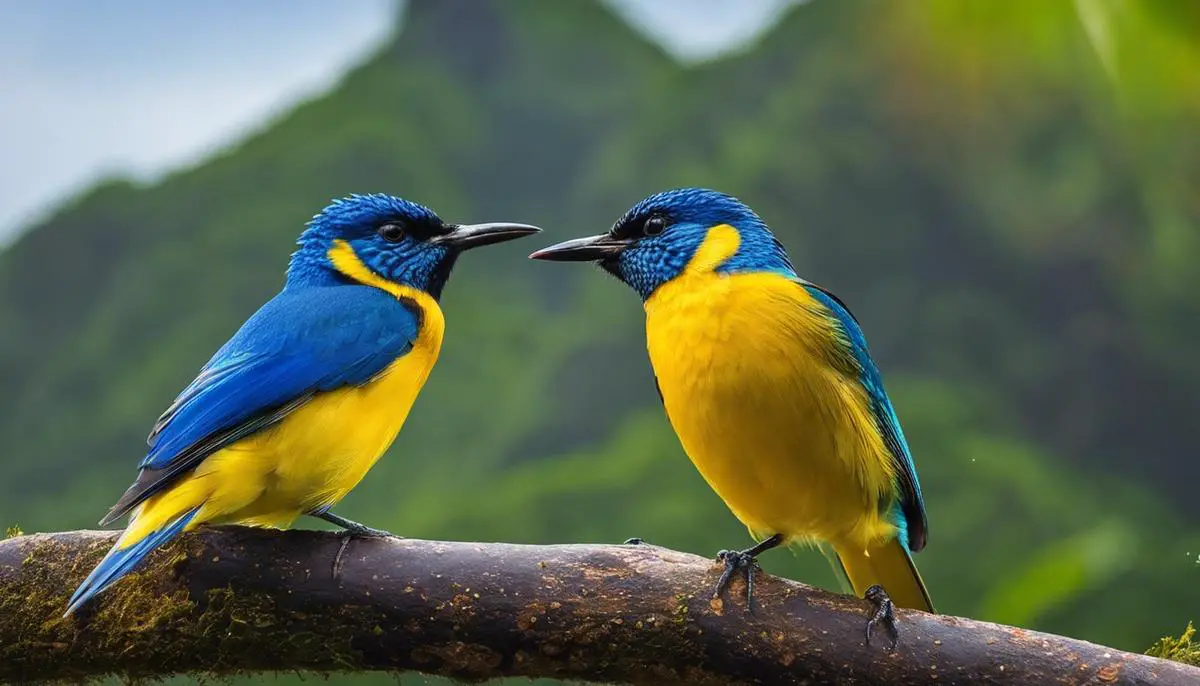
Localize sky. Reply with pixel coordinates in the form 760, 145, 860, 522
0, 0, 796, 244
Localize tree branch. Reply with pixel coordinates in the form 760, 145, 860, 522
0, 529, 1194, 685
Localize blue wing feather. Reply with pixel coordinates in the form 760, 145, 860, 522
100, 284, 421, 525
800, 281, 928, 552
65, 506, 201, 616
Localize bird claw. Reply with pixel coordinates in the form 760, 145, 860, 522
623, 537, 645, 545
332, 536, 354, 581
328, 521, 399, 581
864, 584, 899, 650
713, 548, 760, 610
339, 522, 394, 538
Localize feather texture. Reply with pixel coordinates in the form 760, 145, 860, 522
66, 507, 200, 616
800, 281, 928, 552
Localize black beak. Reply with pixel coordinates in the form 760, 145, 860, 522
528, 234, 630, 262
433, 222, 541, 251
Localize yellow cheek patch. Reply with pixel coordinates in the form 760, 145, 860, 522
325, 238, 446, 352
327, 239, 409, 301
682, 224, 741, 276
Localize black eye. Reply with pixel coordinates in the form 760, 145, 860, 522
378, 223, 405, 243
643, 215, 667, 236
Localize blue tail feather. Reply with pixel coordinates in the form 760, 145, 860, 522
65, 507, 200, 616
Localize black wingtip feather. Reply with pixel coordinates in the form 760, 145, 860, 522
99, 477, 150, 526
904, 499, 928, 552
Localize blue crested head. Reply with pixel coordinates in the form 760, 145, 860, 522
287, 194, 540, 298
530, 188, 794, 299
290, 194, 449, 294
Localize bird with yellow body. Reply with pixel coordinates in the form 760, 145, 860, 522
66, 194, 539, 615
532, 188, 933, 643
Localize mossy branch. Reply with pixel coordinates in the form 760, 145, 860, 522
1, 529, 1196, 685
1147, 623, 1200, 667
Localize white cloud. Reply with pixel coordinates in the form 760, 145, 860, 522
608, 0, 798, 61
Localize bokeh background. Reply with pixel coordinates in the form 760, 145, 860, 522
2, 0, 1198, 682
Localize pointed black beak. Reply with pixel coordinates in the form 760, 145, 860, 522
433, 222, 542, 251
528, 234, 630, 262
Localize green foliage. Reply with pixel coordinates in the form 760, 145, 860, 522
0, 1, 1198, 681
1147, 623, 1200, 667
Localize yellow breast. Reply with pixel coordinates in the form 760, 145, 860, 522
644, 226, 897, 549
239, 295, 443, 517
242, 239, 447, 516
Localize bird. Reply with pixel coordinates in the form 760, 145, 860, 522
530, 187, 932, 645
66, 194, 540, 615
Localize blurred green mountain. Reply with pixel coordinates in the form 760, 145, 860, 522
1, 0, 1197, 676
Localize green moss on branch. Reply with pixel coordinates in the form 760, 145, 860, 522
1147, 623, 1200, 667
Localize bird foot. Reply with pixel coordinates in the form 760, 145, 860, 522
713, 548, 761, 610
331, 526, 401, 580
312, 508, 394, 538
864, 584, 899, 650
623, 537, 645, 545
319, 512, 400, 581
338, 521, 394, 538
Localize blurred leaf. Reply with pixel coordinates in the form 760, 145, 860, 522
981, 520, 1135, 627
1074, 0, 1123, 80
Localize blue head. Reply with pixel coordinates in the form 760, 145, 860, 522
530, 188, 794, 300
288, 194, 540, 298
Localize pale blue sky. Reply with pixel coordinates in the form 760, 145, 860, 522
0, 0, 796, 243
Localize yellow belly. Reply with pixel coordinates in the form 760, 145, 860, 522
120, 292, 444, 547
645, 270, 897, 549
206, 338, 441, 527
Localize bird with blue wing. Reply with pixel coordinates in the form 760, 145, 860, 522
531, 188, 932, 645
66, 194, 539, 615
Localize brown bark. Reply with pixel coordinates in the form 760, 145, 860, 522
0, 528, 1194, 685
